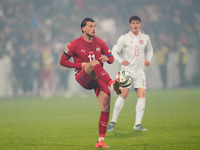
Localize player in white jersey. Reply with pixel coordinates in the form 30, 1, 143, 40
107, 16, 153, 131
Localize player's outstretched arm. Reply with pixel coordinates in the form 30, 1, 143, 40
60, 53, 82, 69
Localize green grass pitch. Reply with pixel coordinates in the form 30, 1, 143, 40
0, 88, 200, 150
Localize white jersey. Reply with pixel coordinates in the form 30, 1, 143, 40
112, 31, 153, 77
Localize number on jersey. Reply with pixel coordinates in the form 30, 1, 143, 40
135, 48, 140, 56
88, 54, 95, 61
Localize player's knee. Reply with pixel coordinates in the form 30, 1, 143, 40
90, 59, 99, 67
137, 89, 145, 98
120, 91, 128, 99
84, 60, 99, 71
120, 88, 129, 99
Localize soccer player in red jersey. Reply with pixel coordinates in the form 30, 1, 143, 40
60, 18, 121, 148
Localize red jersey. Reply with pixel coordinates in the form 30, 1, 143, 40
60, 36, 114, 73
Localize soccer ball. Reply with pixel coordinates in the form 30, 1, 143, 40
116, 70, 133, 87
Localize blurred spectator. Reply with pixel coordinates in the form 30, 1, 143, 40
30, 44, 42, 96
156, 44, 169, 89
0, 44, 13, 97
39, 42, 54, 98
176, 43, 188, 88
15, 45, 34, 96
57, 63, 70, 94
53, 43, 70, 94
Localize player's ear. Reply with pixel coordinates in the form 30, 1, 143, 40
82, 27, 85, 33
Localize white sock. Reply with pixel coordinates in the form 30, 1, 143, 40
111, 96, 125, 123
135, 98, 145, 125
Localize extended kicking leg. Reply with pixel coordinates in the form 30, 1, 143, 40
84, 60, 121, 95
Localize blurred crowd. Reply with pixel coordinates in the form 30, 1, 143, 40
0, 0, 199, 98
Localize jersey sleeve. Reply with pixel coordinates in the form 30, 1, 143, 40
146, 35, 154, 63
64, 42, 75, 57
60, 53, 82, 69
112, 35, 125, 64
60, 42, 82, 69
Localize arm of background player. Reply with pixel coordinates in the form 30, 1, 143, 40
146, 35, 154, 63
60, 53, 82, 69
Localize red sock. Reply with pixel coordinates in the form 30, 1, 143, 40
93, 64, 112, 86
99, 111, 109, 137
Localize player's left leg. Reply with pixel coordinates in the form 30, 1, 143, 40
84, 60, 111, 83
133, 73, 147, 131
134, 88, 147, 131
84, 60, 121, 95
96, 90, 110, 148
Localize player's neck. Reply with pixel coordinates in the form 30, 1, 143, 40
83, 34, 93, 42
131, 31, 139, 36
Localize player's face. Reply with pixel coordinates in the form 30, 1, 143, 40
82, 21, 96, 37
129, 20, 141, 35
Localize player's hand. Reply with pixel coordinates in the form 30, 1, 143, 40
81, 62, 88, 68
144, 60, 150, 67
122, 60, 130, 66
99, 55, 108, 62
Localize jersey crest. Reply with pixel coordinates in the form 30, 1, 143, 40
139, 40, 143, 45
96, 47, 101, 52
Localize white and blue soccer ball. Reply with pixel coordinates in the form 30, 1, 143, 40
116, 70, 133, 87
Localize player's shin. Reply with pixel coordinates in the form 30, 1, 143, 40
93, 64, 112, 86
93, 64, 121, 95
98, 111, 109, 140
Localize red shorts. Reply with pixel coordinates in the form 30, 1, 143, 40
75, 68, 110, 97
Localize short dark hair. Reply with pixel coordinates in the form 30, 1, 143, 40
81, 18, 95, 33
129, 16, 141, 23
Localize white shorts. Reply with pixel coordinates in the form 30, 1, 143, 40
121, 71, 146, 89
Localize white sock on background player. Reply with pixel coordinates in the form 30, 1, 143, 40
135, 98, 145, 125
111, 96, 125, 123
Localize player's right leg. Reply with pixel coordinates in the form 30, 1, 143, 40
134, 88, 147, 131
132, 73, 147, 131
84, 60, 121, 95
107, 88, 129, 132
96, 90, 111, 148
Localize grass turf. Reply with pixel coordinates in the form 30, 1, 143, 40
0, 88, 199, 150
